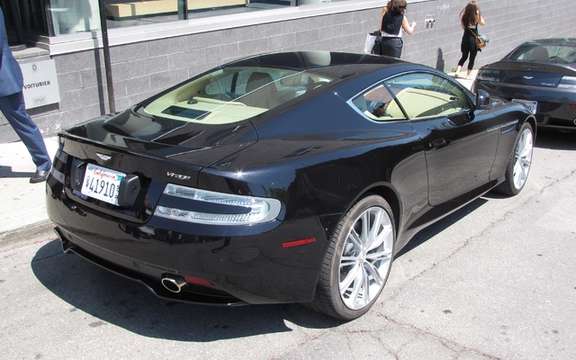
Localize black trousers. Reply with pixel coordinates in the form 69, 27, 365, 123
458, 32, 478, 70
375, 37, 404, 58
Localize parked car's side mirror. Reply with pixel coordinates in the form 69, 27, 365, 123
476, 89, 491, 109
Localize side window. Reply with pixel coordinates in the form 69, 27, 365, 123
385, 73, 471, 119
350, 85, 406, 122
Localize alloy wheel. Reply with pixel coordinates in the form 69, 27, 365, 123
512, 127, 534, 190
338, 206, 393, 310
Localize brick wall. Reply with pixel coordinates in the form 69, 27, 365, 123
1, 0, 575, 142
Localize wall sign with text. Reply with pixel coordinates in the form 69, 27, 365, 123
21, 59, 61, 109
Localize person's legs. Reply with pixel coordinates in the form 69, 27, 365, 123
0, 92, 51, 172
457, 47, 470, 75
467, 48, 478, 77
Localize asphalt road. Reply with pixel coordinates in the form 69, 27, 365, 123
1, 130, 575, 360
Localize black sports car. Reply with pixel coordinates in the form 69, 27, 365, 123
475, 38, 576, 131
47, 51, 535, 320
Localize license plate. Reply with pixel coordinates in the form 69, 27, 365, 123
512, 99, 538, 114
81, 163, 126, 206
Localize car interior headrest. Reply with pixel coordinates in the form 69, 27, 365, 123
246, 72, 276, 93
528, 46, 549, 62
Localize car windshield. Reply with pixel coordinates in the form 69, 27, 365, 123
508, 43, 576, 66
140, 66, 335, 125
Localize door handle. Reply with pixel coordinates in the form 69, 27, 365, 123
428, 138, 448, 149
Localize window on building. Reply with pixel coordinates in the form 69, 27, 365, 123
43, 0, 362, 36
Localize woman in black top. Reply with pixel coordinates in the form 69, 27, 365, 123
456, 2, 486, 78
374, 0, 416, 58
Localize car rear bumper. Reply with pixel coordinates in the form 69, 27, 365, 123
476, 81, 576, 130
47, 175, 337, 305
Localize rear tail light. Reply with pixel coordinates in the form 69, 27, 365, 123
154, 184, 282, 226
558, 76, 576, 90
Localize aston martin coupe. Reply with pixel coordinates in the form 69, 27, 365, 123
47, 51, 535, 320
475, 38, 576, 131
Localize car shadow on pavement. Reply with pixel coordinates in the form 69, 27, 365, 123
31, 240, 340, 342
535, 129, 576, 150
397, 198, 488, 257
0, 165, 35, 178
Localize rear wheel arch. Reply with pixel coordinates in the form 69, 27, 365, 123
355, 185, 402, 233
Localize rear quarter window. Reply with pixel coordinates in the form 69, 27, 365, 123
141, 66, 335, 125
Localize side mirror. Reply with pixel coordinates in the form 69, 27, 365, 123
476, 89, 491, 109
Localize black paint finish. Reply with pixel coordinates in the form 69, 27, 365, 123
46, 52, 531, 305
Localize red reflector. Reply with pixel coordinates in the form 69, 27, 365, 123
184, 275, 213, 288
282, 237, 317, 249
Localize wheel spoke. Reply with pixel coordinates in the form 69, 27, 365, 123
518, 133, 526, 152
520, 145, 532, 158
513, 161, 522, 179
361, 212, 370, 245
340, 255, 358, 268
367, 224, 391, 252
370, 210, 383, 241
340, 264, 361, 294
348, 229, 363, 251
366, 250, 391, 262
362, 267, 370, 305
349, 268, 364, 302
364, 261, 384, 286
521, 162, 529, 180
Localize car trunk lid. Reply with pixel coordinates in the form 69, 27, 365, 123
487, 61, 575, 88
57, 109, 258, 223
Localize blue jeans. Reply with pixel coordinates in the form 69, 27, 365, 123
0, 92, 52, 171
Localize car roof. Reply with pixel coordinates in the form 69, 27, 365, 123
224, 51, 409, 79
522, 38, 576, 47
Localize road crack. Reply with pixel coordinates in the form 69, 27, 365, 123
382, 314, 503, 360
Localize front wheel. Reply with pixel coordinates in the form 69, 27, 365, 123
495, 122, 534, 196
311, 195, 395, 321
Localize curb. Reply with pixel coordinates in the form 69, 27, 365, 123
0, 220, 55, 250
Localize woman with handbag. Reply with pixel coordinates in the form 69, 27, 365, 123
374, 0, 416, 58
456, 2, 486, 78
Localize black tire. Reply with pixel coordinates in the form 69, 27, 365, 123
310, 195, 396, 321
494, 122, 534, 196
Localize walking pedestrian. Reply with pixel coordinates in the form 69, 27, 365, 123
0, 7, 51, 183
456, 2, 486, 78
374, 0, 416, 58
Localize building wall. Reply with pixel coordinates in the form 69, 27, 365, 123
1, 0, 575, 142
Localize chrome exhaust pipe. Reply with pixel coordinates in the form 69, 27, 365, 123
161, 276, 187, 294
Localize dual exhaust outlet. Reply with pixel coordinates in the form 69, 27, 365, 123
55, 228, 197, 296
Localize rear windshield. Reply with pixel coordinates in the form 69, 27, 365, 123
508, 44, 576, 66
140, 66, 335, 125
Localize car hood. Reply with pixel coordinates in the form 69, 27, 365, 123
64, 109, 259, 168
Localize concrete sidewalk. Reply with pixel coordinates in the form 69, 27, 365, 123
0, 136, 59, 236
